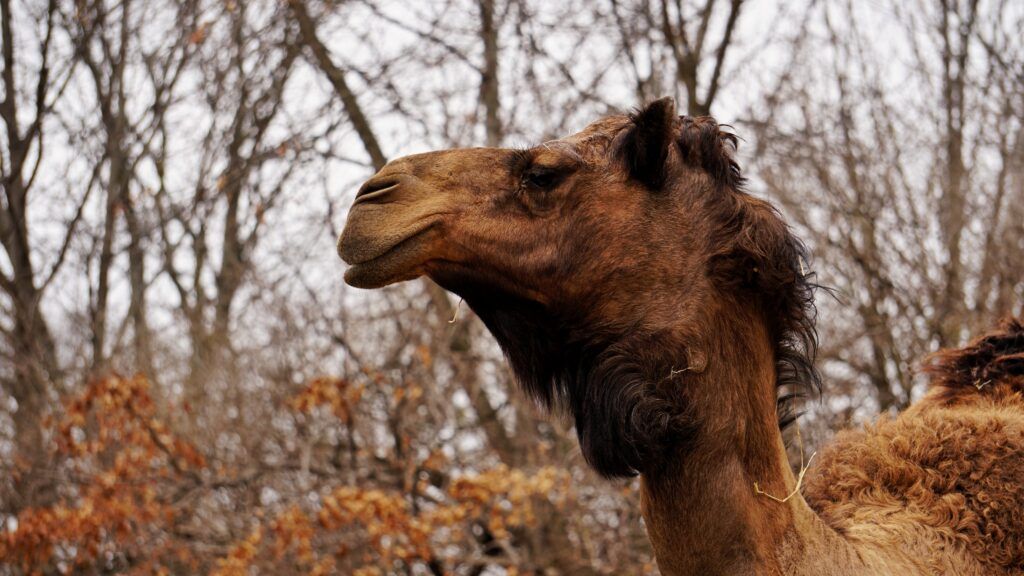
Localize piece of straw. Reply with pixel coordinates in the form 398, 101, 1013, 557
448, 298, 463, 324
669, 366, 691, 377
754, 424, 816, 504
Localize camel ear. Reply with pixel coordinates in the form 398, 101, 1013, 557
621, 97, 677, 189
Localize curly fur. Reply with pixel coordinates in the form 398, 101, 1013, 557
805, 318, 1024, 574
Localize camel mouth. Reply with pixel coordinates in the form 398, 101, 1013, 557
340, 225, 437, 288
338, 196, 443, 289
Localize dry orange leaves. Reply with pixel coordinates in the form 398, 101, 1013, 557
2, 375, 571, 575
290, 376, 365, 425
210, 465, 568, 574
1, 375, 203, 574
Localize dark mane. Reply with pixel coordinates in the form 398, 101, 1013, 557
677, 116, 745, 189
464, 290, 702, 479
679, 117, 821, 431
924, 317, 1024, 405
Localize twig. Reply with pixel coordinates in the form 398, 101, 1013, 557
754, 424, 816, 504
448, 298, 463, 324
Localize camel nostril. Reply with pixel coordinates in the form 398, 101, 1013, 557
354, 177, 401, 206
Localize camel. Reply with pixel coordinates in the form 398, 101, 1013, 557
336, 97, 1024, 575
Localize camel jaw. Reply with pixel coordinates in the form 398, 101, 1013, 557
338, 174, 450, 289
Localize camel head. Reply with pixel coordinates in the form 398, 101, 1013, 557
338, 98, 816, 477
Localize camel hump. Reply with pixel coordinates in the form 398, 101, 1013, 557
923, 317, 1024, 399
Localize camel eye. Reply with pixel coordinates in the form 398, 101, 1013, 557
523, 168, 562, 190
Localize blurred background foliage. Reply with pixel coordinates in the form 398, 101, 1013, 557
0, 0, 1021, 573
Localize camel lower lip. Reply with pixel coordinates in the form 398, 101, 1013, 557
342, 229, 434, 288
343, 262, 390, 288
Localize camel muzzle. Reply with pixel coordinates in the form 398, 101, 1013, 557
337, 170, 452, 289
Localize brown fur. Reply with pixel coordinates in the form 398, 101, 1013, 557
337, 99, 1024, 575
806, 318, 1024, 573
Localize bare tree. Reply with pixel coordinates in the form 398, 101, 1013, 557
1, 0, 71, 508
746, 0, 1024, 421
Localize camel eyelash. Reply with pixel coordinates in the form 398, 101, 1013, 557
507, 148, 535, 173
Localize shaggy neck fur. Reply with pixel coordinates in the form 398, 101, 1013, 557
469, 287, 919, 575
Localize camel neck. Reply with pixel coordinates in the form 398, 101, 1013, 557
636, 312, 864, 575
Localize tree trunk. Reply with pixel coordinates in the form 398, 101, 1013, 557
478, 0, 502, 146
